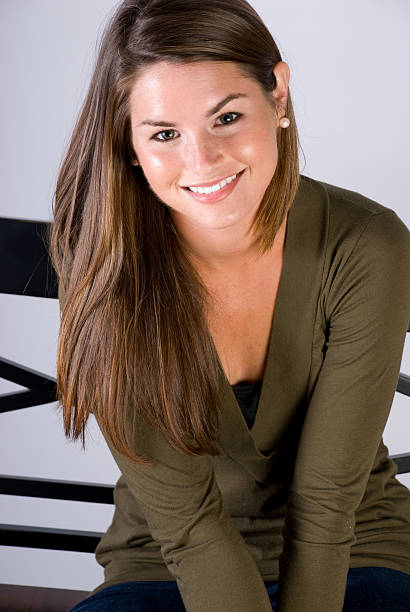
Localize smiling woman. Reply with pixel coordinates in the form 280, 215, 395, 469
49, 1, 410, 611
50, 0, 300, 466
128, 60, 289, 243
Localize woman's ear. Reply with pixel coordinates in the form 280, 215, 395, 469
271, 61, 290, 121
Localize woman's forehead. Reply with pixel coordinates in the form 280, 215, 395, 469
128, 60, 256, 114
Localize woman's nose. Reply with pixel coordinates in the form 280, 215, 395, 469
183, 134, 223, 175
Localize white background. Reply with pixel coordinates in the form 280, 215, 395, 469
1, 0, 409, 592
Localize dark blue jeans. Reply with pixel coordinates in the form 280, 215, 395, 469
70, 566, 410, 611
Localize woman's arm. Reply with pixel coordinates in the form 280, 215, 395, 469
58, 282, 272, 612
276, 209, 410, 612
102, 429, 272, 612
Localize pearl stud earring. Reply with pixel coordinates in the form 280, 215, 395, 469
131, 159, 139, 166
279, 117, 290, 128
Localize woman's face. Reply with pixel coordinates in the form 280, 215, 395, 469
129, 60, 288, 236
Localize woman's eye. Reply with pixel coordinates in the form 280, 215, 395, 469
151, 111, 242, 142
216, 111, 242, 125
152, 129, 178, 142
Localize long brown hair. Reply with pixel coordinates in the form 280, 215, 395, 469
49, 0, 301, 465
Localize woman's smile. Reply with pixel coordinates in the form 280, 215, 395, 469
182, 169, 243, 191
180, 169, 246, 204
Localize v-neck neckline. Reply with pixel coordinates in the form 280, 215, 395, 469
213, 174, 326, 469
215, 181, 299, 435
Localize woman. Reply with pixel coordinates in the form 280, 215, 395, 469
50, 0, 410, 610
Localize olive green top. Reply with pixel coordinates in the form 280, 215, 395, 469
58, 175, 410, 612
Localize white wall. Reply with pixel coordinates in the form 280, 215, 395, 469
1, 0, 409, 592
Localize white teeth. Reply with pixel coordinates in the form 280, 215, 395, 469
187, 172, 238, 194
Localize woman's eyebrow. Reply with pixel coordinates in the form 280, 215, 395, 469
137, 93, 248, 127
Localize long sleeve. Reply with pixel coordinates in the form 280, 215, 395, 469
103, 430, 272, 612
57, 281, 272, 612
276, 210, 410, 612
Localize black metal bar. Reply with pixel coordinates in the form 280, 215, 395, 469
390, 453, 410, 475
0, 388, 57, 413
0, 524, 102, 553
0, 218, 58, 299
0, 357, 56, 390
397, 373, 410, 397
0, 476, 114, 504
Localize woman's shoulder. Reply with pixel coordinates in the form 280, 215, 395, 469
298, 174, 409, 255
300, 173, 395, 219
296, 176, 410, 327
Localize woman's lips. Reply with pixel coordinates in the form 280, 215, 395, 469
183, 170, 242, 189
181, 169, 245, 204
